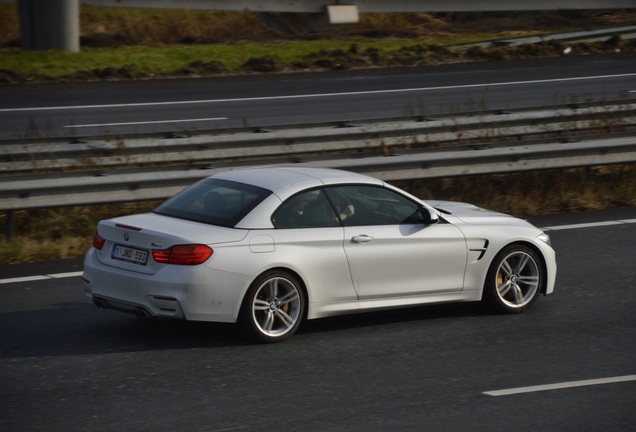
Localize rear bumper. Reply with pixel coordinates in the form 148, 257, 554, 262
82, 248, 251, 323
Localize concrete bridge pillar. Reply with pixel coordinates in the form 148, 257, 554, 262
17, 0, 80, 52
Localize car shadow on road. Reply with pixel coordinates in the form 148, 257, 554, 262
0, 302, 243, 358
0, 298, 507, 358
299, 301, 490, 335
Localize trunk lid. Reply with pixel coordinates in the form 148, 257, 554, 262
94, 213, 247, 274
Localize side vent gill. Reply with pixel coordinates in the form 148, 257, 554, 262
468, 239, 489, 262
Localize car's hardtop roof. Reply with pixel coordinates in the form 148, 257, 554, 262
211, 166, 384, 197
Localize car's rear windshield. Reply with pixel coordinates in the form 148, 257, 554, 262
154, 178, 272, 227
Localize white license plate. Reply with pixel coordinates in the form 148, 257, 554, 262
111, 244, 148, 265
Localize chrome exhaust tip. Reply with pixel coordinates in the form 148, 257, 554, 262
134, 307, 152, 319
93, 298, 108, 309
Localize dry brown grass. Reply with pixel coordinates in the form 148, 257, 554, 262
0, 6, 276, 45
80, 8, 275, 43
0, 201, 160, 263
410, 164, 636, 217
2, 6, 636, 46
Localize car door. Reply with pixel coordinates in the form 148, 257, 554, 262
325, 185, 467, 299
270, 188, 358, 305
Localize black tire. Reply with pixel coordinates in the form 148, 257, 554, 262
238, 270, 306, 343
483, 244, 544, 314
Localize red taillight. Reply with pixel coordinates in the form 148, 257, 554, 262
93, 229, 106, 250
152, 244, 213, 265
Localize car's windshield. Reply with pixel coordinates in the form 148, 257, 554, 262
154, 178, 271, 227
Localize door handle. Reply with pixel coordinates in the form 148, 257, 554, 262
351, 235, 374, 243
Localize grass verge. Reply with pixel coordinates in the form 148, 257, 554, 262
1, 6, 635, 82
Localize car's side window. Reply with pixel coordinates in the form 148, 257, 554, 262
324, 185, 427, 226
272, 189, 340, 229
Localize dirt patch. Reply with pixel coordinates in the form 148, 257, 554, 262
236, 37, 632, 75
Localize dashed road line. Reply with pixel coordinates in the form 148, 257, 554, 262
2, 73, 634, 113
484, 374, 636, 396
0, 271, 83, 285
64, 117, 228, 128
541, 218, 636, 231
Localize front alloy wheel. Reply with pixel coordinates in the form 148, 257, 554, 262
239, 271, 305, 343
484, 245, 543, 313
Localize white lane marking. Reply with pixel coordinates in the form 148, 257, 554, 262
64, 117, 228, 128
542, 218, 636, 231
1, 73, 635, 113
484, 374, 636, 397
0, 271, 83, 285
49, 271, 84, 279
0, 216, 633, 285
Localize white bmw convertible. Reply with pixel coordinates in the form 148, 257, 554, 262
82, 167, 556, 342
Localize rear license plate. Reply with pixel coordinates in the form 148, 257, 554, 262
111, 244, 148, 265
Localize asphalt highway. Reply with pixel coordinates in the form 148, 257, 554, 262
1, 207, 635, 431
0, 53, 635, 140
1, 53, 635, 430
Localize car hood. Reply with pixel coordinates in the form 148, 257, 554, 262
426, 200, 536, 228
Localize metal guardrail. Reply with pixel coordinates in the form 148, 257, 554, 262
1, 102, 636, 239
1, 135, 635, 213
1, 102, 636, 213
2, 103, 635, 175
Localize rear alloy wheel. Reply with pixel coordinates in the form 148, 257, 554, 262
239, 271, 305, 343
484, 245, 543, 313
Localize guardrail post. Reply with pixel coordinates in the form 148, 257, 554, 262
17, 0, 80, 52
584, 166, 594, 190
6, 211, 15, 241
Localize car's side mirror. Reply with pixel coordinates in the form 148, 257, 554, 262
422, 206, 439, 225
